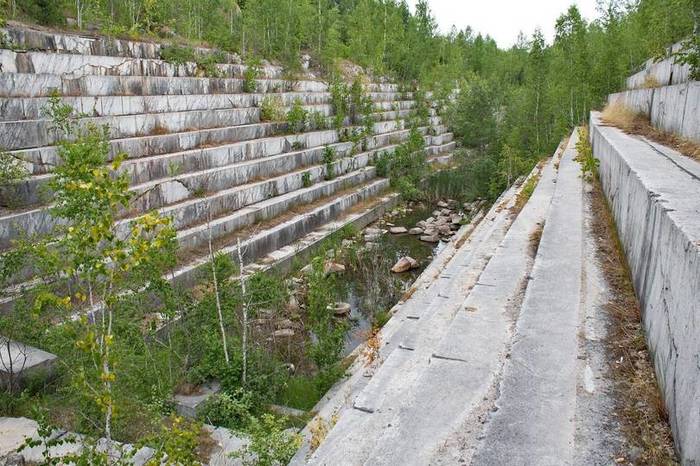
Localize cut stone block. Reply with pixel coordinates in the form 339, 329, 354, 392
0, 339, 57, 389
173, 380, 221, 419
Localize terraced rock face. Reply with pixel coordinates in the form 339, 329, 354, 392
0, 24, 456, 313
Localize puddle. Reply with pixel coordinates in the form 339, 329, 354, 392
338, 203, 448, 355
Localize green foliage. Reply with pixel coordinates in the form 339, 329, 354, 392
0, 151, 27, 188
330, 78, 350, 132
160, 45, 195, 66
231, 414, 301, 466
145, 416, 202, 466
195, 54, 222, 78
199, 389, 254, 430
260, 95, 285, 122
242, 59, 262, 93
286, 98, 308, 133
575, 126, 599, 179
322, 146, 335, 180
383, 127, 426, 200
304, 256, 347, 388
301, 171, 312, 188
674, 33, 700, 80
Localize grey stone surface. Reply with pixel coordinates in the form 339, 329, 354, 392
608, 81, 700, 143
0, 339, 57, 388
174, 381, 221, 419
590, 113, 700, 464
304, 163, 542, 465
625, 45, 691, 89
472, 130, 584, 465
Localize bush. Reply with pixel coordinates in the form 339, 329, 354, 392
286, 98, 308, 133
302, 171, 312, 188
260, 96, 284, 122
199, 389, 254, 430
231, 414, 301, 466
160, 45, 195, 66
322, 146, 335, 180
243, 59, 262, 93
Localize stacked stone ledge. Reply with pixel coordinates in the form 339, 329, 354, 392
0, 26, 455, 318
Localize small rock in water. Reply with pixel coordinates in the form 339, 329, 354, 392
451, 214, 462, 225
432, 210, 441, 217
425, 216, 435, 224
364, 227, 382, 235
438, 225, 452, 235
440, 208, 452, 216
389, 226, 408, 234
391, 256, 419, 273
408, 227, 424, 235
273, 328, 295, 338
420, 234, 440, 243
437, 200, 449, 208
324, 262, 346, 275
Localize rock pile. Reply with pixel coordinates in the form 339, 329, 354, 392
414, 199, 463, 243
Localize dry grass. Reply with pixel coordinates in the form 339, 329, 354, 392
589, 174, 678, 465
601, 102, 700, 161
641, 75, 661, 89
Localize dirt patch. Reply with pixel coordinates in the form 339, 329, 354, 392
601, 102, 700, 161
588, 173, 678, 464
527, 222, 544, 259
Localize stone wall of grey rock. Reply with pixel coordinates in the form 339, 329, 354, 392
608, 81, 700, 143
590, 113, 700, 464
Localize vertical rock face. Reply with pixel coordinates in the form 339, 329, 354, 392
591, 112, 700, 464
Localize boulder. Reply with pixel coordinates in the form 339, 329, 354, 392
328, 302, 351, 317
391, 256, 418, 273
408, 227, 423, 235
420, 234, 440, 243
437, 200, 449, 208
451, 214, 462, 225
324, 262, 346, 275
440, 208, 452, 216
438, 225, 452, 235
432, 210, 441, 217
389, 226, 408, 234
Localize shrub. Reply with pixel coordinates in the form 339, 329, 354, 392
260, 96, 284, 122
231, 414, 301, 466
160, 45, 195, 66
322, 146, 335, 180
302, 171, 312, 188
243, 59, 262, 93
199, 389, 254, 430
286, 98, 308, 133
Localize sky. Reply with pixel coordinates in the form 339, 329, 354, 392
408, 0, 600, 48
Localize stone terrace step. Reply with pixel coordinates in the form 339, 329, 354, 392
170, 177, 390, 288
2, 22, 238, 63
305, 173, 531, 464
472, 131, 583, 465
0, 92, 415, 121
0, 49, 282, 79
590, 113, 700, 463
0, 73, 405, 98
353, 158, 561, 466
0, 118, 445, 249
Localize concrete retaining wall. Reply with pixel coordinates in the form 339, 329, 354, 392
608, 81, 700, 143
590, 112, 700, 464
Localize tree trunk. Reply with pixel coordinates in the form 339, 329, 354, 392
208, 211, 230, 365
237, 238, 248, 385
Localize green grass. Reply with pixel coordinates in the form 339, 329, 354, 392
276, 376, 321, 411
